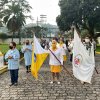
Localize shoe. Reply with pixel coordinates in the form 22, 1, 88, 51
57, 81, 60, 84
14, 83, 18, 86
26, 71, 29, 73
28, 70, 31, 72
50, 81, 53, 84
9, 83, 14, 86
81, 81, 85, 84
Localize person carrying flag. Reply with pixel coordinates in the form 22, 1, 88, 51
73, 29, 95, 84
49, 38, 64, 84
31, 36, 71, 83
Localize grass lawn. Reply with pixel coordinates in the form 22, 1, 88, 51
0, 44, 100, 54
0, 44, 22, 54
96, 45, 100, 52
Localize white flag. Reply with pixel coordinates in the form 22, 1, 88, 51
73, 29, 95, 83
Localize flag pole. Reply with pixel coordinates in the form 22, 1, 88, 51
95, 67, 99, 74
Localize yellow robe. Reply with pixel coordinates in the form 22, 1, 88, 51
50, 65, 61, 73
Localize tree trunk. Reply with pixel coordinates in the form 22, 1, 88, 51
18, 29, 21, 45
88, 20, 95, 39
12, 32, 14, 42
88, 27, 94, 39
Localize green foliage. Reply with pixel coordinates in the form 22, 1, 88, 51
33, 26, 42, 38
0, 44, 21, 54
0, 0, 32, 41
24, 26, 48, 38
3, 0, 31, 31
96, 45, 100, 52
56, 0, 100, 38
80, 29, 90, 38
0, 33, 8, 39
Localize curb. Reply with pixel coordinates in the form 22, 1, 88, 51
0, 57, 24, 75
20, 57, 24, 62
96, 52, 100, 54
0, 66, 7, 74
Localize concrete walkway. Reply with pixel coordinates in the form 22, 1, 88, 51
0, 55, 100, 100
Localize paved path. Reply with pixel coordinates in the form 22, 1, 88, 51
0, 55, 100, 100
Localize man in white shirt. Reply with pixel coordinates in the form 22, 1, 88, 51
5, 42, 20, 86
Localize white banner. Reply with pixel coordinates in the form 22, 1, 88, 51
73, 29, 95, 83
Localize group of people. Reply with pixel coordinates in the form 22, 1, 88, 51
5, 36, 96, 86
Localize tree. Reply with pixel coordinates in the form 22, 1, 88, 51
56, 0, 100, 38
0, 33, 8, 42
25, 26, 48, 38
0, 0, 8, 26
2, 0, 32, 43
33, 26, 44, 38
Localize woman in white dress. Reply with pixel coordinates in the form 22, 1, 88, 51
49, 39, 64, 84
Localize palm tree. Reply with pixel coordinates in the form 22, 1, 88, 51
0, 0, 8, 26
3, 0, 32, 43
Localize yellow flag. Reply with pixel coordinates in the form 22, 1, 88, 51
31, 36, 48, 79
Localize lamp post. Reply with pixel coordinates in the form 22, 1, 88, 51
40, 15, 47, 38
40, 15, 47, 24
36, 15, 47, 38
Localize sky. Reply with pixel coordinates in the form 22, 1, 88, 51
26, 0, 60, 25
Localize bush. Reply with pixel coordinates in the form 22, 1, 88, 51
0, 33, 8, 39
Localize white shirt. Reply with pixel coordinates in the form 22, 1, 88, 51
21, 44, 32, 66
57, 43, 67, 55
5, 48, 20, 70
49, 48, 64, 65
57, 43, 67, 50
49, 41, 52, 47
68, 41, 74, 53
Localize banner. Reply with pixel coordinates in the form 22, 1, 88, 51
73, 29, 95, 83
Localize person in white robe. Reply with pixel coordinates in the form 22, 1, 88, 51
57, 38, 67, 62
22, 40, 32, 73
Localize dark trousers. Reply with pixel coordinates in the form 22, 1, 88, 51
10, 69, 19, 84
26, 65, 31, 71
70, 54, 73, 62
94, 50, 96, 56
